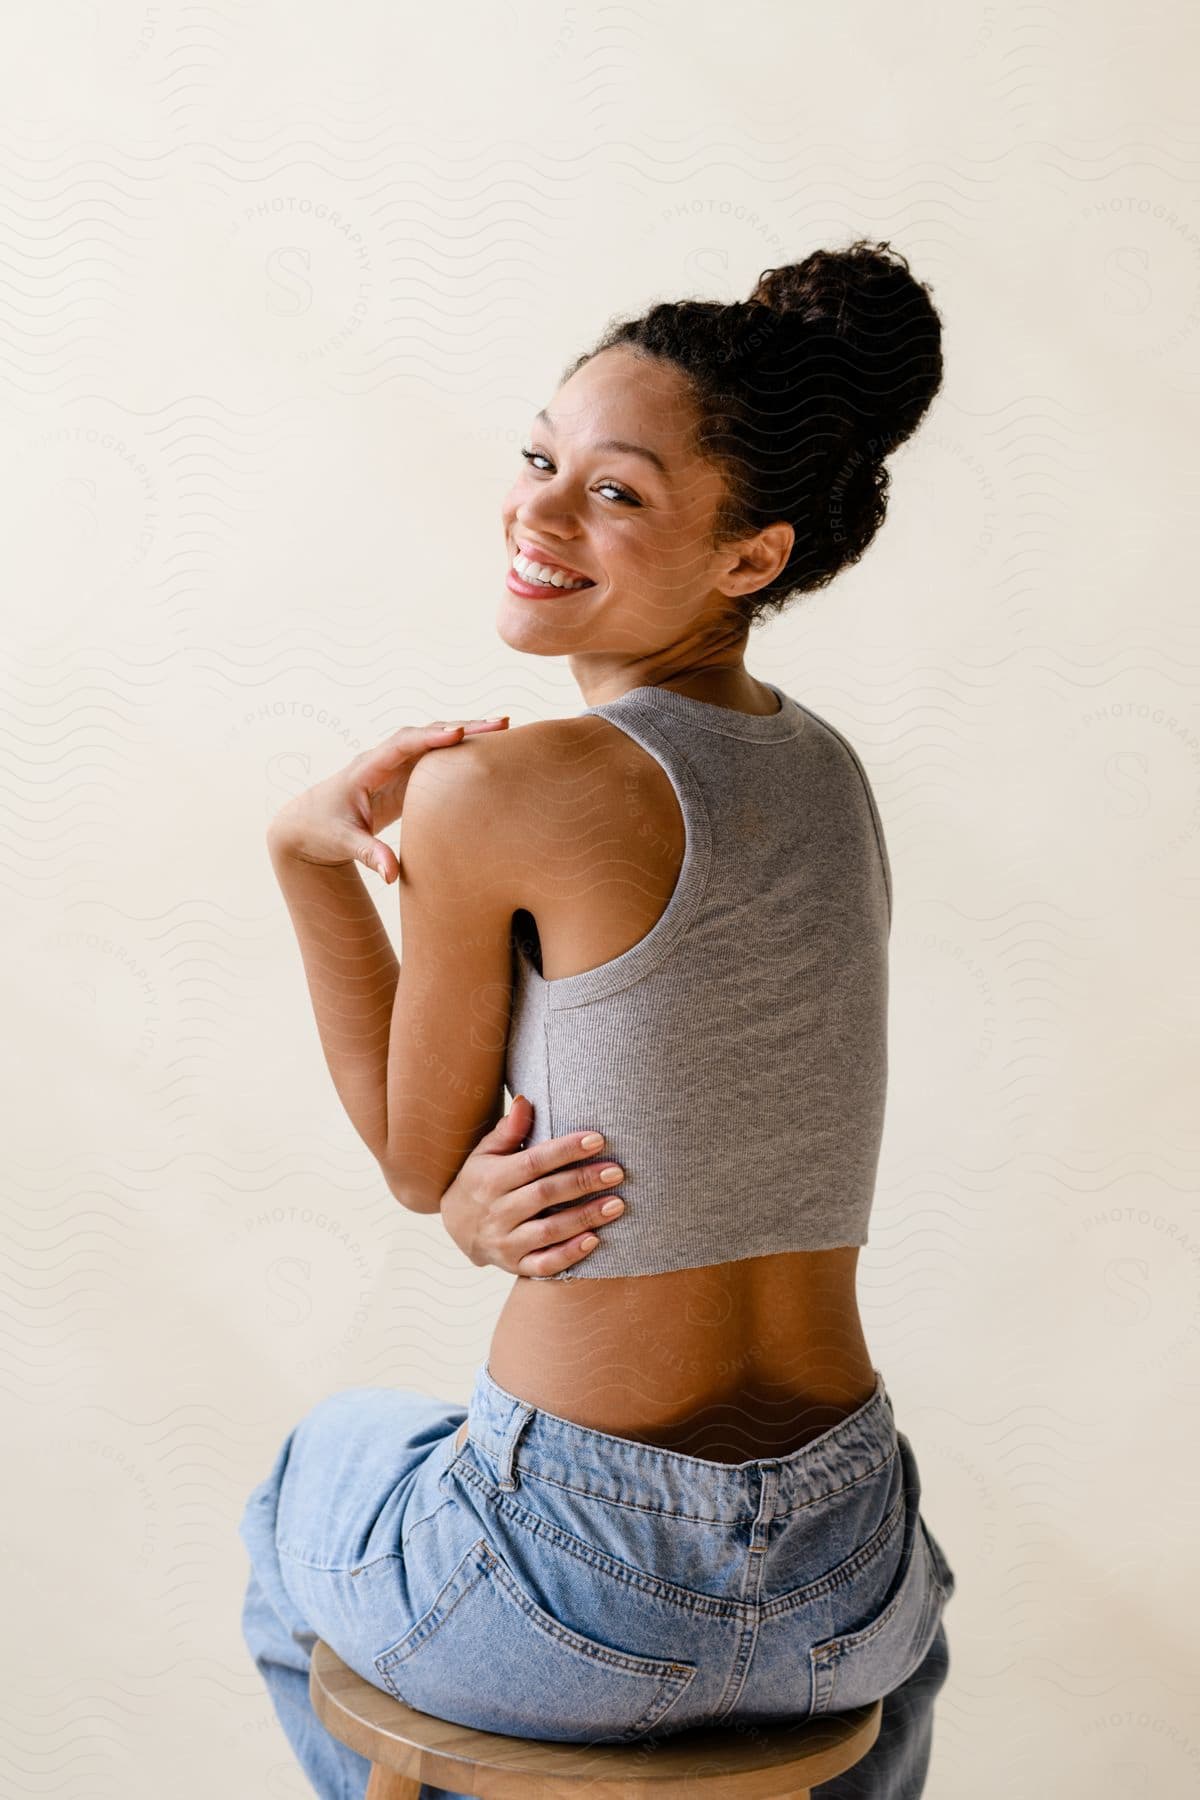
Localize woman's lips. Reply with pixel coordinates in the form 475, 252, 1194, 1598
514, 540, 593, 581
507, 543, 598, 598
506, 565, 598, 598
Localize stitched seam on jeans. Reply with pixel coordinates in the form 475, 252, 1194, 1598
486, 1462, 735, 1526
380, 1551, 489, 1668
277, 1495, 455, 1575
764, 1486, 906, 1622
470, 1442, 895, 1528
772, 1447, 898, 1521
487, 1552, 695, 1679
452, 1455, 747, 1620
402, 1493, 457, 1543
278, 1539, 395, 1575
820, 1570, 941, 1715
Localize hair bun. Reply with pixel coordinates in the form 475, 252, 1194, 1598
747, 237, 943, 454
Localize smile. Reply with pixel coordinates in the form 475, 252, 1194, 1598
509, 547, 596, 591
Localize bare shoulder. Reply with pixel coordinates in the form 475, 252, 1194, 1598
401, 710, 581, 826
448, 713, 610, 827
425, 715, 586, 788
430, 712, 672, 891
482, 705, 683, 907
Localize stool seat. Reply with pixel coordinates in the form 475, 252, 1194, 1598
310, 1638, 882, 1799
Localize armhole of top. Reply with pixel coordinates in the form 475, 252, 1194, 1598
523, 707, 714, 1010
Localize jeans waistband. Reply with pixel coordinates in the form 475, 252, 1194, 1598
462, 1361, 899, 1524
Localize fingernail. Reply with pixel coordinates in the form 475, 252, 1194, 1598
580, 1132, 604, 1150
580, 1235, 599, 1251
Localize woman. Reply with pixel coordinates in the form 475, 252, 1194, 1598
239, 239, 957, 1800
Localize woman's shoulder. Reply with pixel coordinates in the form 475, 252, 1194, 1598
469, 709, 643, 785
465, 711, 683, 918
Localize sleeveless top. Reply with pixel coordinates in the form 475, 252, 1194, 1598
503, 681, 892, 1281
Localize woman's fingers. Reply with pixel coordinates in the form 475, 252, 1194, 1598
361, 724, 461, 772
412, 717, 509, 739
516, 1230, 603, 1280
465, 1102, 624, 1274
500, 1156, 623, 1231
369, 842, 397, 882
505, 1189, 621, 1263
504, 1128, 609, 1190
357, 718, 508, 781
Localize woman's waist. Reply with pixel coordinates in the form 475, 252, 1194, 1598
488, 1253, 875, 1461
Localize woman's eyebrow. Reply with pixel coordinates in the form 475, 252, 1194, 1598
534, 408, 672, 479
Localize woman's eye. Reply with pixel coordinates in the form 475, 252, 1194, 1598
518, 446, 640, 506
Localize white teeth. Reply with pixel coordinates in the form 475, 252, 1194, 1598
513, 550, 592, 589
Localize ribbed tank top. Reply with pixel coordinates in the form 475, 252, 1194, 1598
504, 681, 892, 1281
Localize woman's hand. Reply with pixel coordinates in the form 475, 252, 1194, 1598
266, 715, 509, 883
441, 1095, 626, 1279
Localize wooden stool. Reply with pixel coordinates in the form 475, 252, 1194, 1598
310, 1638, 882, 1799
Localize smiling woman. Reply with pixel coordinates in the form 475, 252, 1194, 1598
241, 238, 956, 1800
496, 348, 790, 684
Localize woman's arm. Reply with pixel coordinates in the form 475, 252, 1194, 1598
266, 729, 520, 1210
262, 713, 509, 1194
379, 743, 520, 1209
265, 836, 398, 1167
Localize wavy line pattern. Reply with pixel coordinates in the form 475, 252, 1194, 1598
2, 7, 1199, 1797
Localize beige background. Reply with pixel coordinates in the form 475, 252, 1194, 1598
3, 3, 1198, 1794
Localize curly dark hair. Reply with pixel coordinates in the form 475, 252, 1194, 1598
558, 238, 944, 631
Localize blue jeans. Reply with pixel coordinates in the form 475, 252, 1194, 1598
238, 1361, 955, 1800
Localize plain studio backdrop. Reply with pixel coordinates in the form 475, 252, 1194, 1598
2, 3, 1198, 1795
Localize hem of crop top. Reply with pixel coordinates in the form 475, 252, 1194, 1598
513, 682, 807, 1010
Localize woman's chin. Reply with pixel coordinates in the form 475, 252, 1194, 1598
495, 596, 592, 652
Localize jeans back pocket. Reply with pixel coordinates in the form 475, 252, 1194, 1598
375, 1536, 696, 1745
808, 1504, 945, 1716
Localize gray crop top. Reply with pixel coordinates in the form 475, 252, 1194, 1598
503, 680, 892, 1280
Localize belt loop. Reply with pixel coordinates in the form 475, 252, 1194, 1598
748, 1463, 780, 1555
496, 1399, 536, 1492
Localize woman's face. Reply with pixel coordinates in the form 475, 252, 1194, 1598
498, 346, 769, 668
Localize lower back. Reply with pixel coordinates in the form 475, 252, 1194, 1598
487, 1246, 876, 1462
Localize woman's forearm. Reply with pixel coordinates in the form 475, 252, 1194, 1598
266, 835, 397, 1164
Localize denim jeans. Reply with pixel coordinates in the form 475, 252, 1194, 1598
238, 1361, 955, 1800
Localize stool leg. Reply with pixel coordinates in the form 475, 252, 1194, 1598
365, 1765, 422, 1800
